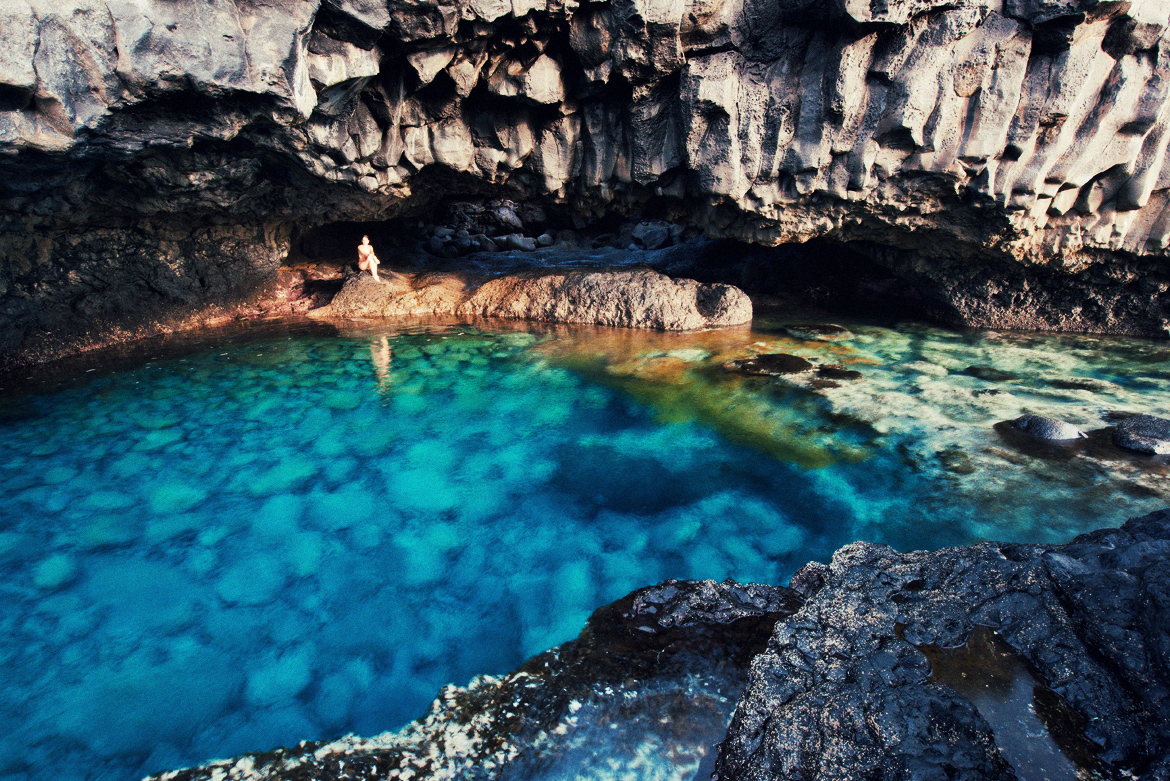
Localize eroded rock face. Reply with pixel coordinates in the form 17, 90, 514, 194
717, 509, 1170, 780
3, 0, 1170, 360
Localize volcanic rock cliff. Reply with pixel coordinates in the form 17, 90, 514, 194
3, 0, 1170, 359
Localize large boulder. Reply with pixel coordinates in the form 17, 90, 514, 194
1114, 414, 1170, 455
458, 268, 753, 330
312, 267, 754, 330
716, 510, 1170, 779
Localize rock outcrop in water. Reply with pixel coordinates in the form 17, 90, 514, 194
147, 510, 1170, 781
313, 266, 753, 329
4, 0, 1170, 361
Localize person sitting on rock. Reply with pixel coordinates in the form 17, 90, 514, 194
357, 235, 382, 281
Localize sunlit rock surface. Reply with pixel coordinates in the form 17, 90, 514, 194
313, 267, 752, 329
3, 0, 1170, 359
146, 510, 1170, 781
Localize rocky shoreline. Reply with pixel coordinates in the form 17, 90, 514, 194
144, 510, 1170, 781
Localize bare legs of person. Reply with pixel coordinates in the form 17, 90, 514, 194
357, 236, 385, 282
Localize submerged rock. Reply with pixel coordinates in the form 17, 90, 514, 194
965, 366, 1020, 382
1011, 414, 1086, 441
936, 446, 977, 474
816, 364, 862, 381
146, 511, 1170, 781
781, 324, 852, 342
1048, 377, 1120, 393
725, 354, 815, 376
1114, 415, 1170, 455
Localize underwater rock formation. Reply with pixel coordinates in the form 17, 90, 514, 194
1012, 413, 1086, 440
1114, 414, 1170, 455
314, 266, 753, 329
146, 509, 1170, 781
3, 0, 1170, 360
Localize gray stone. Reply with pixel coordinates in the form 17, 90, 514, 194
490, 203, 524, 231
499, 233, 537, 252
472, 234, 499, 252
1113, 414, 1170, 455
1011, 413, 1086, 441
631, 221, 674, 250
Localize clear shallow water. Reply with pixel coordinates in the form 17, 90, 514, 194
0, 315, 1166, 781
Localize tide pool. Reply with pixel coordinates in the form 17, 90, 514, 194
0, 315, 1166, 781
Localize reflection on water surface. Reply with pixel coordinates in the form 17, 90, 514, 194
0, 314, 1165, 781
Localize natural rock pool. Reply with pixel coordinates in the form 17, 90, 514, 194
0, 313, 1167, 781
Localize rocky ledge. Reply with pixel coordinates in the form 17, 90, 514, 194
312, 266, 752, 330
148, 509, 1170, 781
4, 0, 1170, 363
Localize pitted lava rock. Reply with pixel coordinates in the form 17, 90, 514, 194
715, 509, 1170, 780
588, 578, 804, 664
1114, 415, 1170, 456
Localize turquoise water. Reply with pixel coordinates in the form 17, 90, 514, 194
0, 317, 1166, 781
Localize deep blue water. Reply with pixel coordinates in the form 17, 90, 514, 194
0, 317, 1165, 781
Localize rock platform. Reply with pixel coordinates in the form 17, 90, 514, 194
311, 266, 753, 330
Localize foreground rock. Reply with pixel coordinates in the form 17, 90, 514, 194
311, 268, 753, 330
149, 510, 1170, 781
1114, 415, 1170, 455
151, 580, 801, 781
718, 510, 1170, 780
1011, 414, 1086, 441
4, 0, 1170, 362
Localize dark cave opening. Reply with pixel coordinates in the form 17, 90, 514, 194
286, 201, 941, 328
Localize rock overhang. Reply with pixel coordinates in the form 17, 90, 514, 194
3, 0, 1170, 362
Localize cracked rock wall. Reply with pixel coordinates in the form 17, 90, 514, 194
3, 0, 1170, 359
